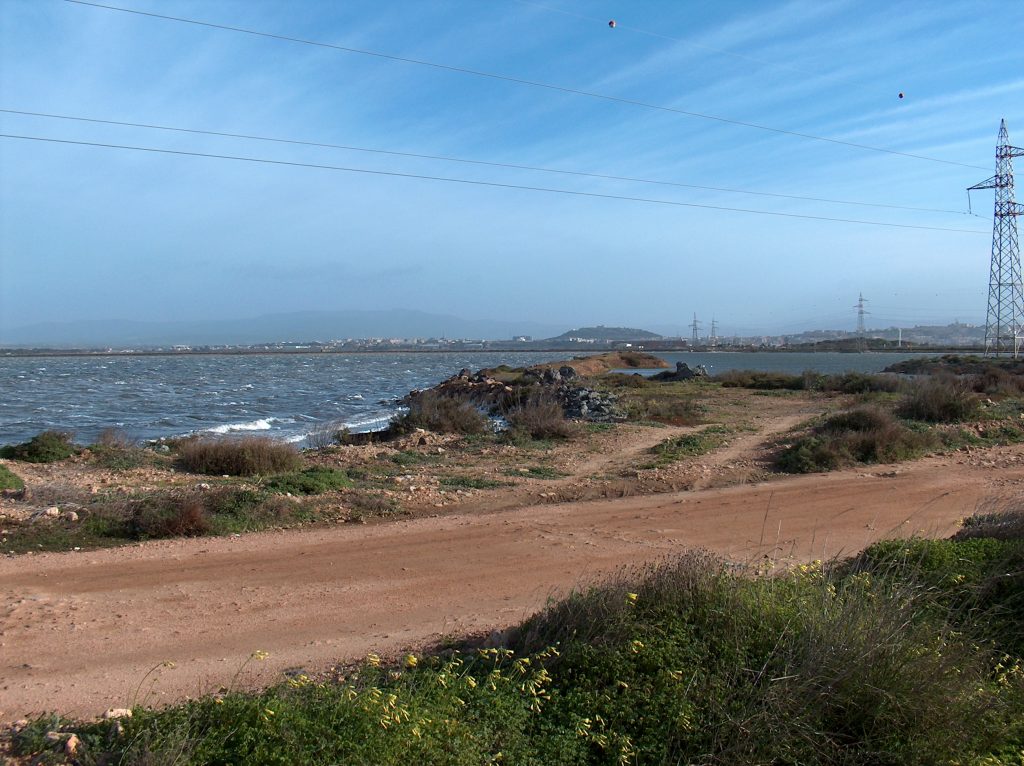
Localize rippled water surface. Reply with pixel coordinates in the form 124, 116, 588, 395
0, 351, 936, 445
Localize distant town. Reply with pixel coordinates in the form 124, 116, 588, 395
0, 322, 987, 356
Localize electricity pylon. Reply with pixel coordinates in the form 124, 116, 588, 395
854, 293, 868, 336
690, 313, 701, 345
969, 119, 1024, 357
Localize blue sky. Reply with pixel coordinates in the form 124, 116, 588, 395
1, 0, 1022, 337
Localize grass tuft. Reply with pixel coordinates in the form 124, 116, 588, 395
0, 464, 25, 491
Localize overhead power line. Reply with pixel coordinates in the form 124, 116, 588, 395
63, 0, 988, 171
0, 108, 970, 216
0, 133, 988, 234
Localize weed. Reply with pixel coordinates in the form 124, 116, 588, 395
130, 494, 211, 538
178, 437, 302, 476
0, 430, 78, 463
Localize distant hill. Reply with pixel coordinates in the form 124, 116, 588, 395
0, 310, 566, 348
549, 326, 662, 342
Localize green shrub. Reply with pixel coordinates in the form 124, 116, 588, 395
0, 430, 78, 463
0, 464, 24, 491
506, 395, 577, 440
852, 534, 1024, 658
129, 494, 212, 538
392, 391, 487, 435
898, 376, 980, 422
778, 407, 937, 473
265, 467, 353, 495
178, 437, 302, 476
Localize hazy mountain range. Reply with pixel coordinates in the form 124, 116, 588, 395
0, 310, 568, 348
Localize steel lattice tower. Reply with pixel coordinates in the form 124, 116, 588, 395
969, 119, 1024, 356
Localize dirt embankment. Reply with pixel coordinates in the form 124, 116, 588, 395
516, 350, 669, 377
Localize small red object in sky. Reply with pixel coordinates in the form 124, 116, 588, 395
608, 20, 616, 28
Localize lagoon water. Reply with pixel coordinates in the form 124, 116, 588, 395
0, 351, 936, 445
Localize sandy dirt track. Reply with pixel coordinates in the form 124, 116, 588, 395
0, 453, 1015, 722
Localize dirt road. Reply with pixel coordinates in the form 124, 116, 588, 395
1, 451, 1017, 722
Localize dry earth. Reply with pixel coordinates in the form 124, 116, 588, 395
1, 385, 1022, 722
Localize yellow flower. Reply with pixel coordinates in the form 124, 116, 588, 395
366, 653, 381, 667
626, 592, 638, 604
630, 640, 644, 653
250, 650, 269, 661
404, 654, 418, 669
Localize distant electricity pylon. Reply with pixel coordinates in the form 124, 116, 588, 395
710, 317, 719, 347
969, 119, 1024, 357
690, 313, 701, 345
854, 293, 868, 336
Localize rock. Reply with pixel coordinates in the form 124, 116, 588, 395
558, 365, 577, 379
63, 510, 79, 522
196, 483, 211, 490
104, 707, 133, 720
44, 507, 60, 518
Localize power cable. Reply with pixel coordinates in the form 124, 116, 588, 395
62, 0, 989, 171
0, 108, 971, 216
0, 132, 988, 234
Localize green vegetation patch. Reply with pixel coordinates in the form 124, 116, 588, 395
0, 464, 25, 491
0, 430, 78, 463
265, 467, 353, 495
392, 391, 487, 435
644, 426, 730, 468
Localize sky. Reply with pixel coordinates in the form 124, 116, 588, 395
1, 0, 1023, 338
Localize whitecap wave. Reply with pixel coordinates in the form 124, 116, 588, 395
206, 417, 277, 434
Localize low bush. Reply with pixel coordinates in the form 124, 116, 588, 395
599, 372, 653, 388
89, 429, 154, 471
778, 406, 938, 473
178, 437, 302, 476
0, 464, 25, 491
392, 390, 487, 435
130, 494, 211, 538
0, 430, 78, 463
265, 467, 353, 495
898, 376, 980, 422
506, 395, 577, 440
